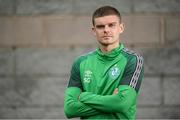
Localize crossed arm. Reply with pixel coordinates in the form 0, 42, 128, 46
64, 85, 137, 118
64, 87, 101, 118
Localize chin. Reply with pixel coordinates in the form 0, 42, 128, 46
99, 42, 114, 46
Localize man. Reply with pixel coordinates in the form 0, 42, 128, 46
64, 6, 144, 119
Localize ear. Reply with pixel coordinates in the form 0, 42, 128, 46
119, 23, 125, 34
92, 27, 96, 36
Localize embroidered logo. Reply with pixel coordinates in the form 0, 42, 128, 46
109, 65, 121, 80
83, 70, 92, 83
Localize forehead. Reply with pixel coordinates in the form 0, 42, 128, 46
94, 15, 120, 25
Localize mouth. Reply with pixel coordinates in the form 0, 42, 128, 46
102, 36, 112, 38
102, 36, 112, 40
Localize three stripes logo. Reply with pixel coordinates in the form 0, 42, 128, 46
123, 48, 143, 89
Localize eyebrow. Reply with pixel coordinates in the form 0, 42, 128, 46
95, 22, 117, 28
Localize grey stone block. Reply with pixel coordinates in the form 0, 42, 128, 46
137, 106, 180, 119
120, 47, 153, 75
16, 0, 132, 15
72, 0, 132, 15
0, 0, 15, 15
45, 16, 96, 46
0, 77, 19, 105
137, 107, 163, 119
0, 107, 66, 119
121, 15, 161, 44
0, 17, 44, 47
164, 77, 180, 105
0, 17, 15, 46
0, 49, 14, 75
162, 107, 180, 119
0, 76, 69, 118
139, 40, 180, 74
134, 0, 180, 13
138, 77, 162, 105
3, 0, 180, 16
18, 76, 68, 106
0, 76, 68, 106
16, 47, 90, 75
16, 0, 74, 15
166, 17, 180, 42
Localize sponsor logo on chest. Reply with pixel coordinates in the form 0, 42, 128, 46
83, 70, 93, 83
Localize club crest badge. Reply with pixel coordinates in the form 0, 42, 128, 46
109, 65, 121, 80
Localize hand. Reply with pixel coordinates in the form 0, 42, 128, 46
113, 88, 119, 95
78, 92, 82, 100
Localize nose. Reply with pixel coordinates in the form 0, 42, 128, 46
104, 25, 110, 33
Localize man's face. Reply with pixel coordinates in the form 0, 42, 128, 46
92, 15, 124, 46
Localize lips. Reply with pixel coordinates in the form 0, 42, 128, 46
102, 36, 112, 40
102, 36, 112, 38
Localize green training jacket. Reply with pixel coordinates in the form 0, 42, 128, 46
64, 44, 144, 119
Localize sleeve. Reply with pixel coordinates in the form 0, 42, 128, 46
120, 54, 144, 93
64, 58, 101, 118
79, 55, 144, 113
64, 87, 102, 118
67, 58, 83, 89
79, 85, 137, 113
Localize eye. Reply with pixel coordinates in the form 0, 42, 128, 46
96, 25, 105, 29
109, 23, 116, 28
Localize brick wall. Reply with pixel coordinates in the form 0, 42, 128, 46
0, 0, 180, 119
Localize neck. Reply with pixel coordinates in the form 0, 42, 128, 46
99, 43, 119, 53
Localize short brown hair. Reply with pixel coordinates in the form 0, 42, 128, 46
92, 6, 121, 26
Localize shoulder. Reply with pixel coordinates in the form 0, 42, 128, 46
121, 47, 144, 64
73, 50, 97, 66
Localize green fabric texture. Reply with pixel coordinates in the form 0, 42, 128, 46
64, 87, 101, 118
64, 44, 144, 119
79, 85, 137, 119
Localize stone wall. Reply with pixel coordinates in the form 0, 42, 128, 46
0, 0, 180, 119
